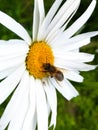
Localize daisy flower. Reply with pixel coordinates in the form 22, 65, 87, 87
0, 0, 98, 130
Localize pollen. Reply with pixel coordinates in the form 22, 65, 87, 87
26, 41, 54, 79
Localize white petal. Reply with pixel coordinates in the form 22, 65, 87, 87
54, 51, 95, 63
63, 0, 96, 39
43, 79, 57, 128
72, 49, 79, 52
65, 32, 98, 51
0, 55, 25, 71
33, 0, 45, 41
52, 31, 98, 49
0, 64, 25, 104
0, 39, 29, 56
36, 0, 45, 41
0, 11, 31, 44
22, 76, 36, 130
7, 72, 30, 130
37, 0, 45, 26
47, 28, 64, 45
0, 55, 26, 64
61, 5, 78, 31
33, 0, 39, 41
46, 0, 80, 42
63, 70, 84, 82
49, 78, 79, 101
37, 0, 63, 40
48, 6, 79, 45
0, 66, 18, 80
54, 58, 96, 71
35, 79, 48, 130
0, 71, 29, 130
46, 100, 51, 118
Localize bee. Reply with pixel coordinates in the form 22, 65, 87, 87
42, 63, 64, 81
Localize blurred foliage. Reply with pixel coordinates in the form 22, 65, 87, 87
0, 0, 98, 130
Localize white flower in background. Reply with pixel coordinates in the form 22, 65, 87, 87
0, 0, 98, 130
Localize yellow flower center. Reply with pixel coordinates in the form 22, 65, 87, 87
26, 41, 54, 79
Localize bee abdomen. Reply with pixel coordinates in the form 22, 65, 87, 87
55, 71, 64, 81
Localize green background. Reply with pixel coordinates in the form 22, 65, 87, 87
0, 0, 98, 130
